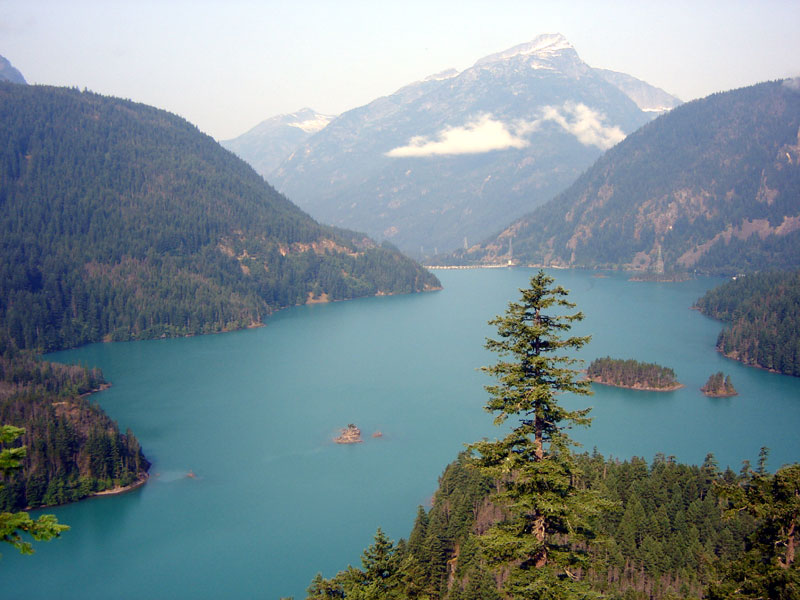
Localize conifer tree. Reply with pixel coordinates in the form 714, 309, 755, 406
709, 455, 800, 599
0, 425, 69, 556
469, 271, 607, 599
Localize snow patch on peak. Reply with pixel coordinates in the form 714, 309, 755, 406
424, 68, 459, 82
288, 112, 334, 133
475, 33, 573, 66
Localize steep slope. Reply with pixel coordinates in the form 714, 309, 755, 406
0, 83, 439, 352
270, 34, 654, 257
0, 55, 26, 84
595, 68, 681, 114
220, 107, 333, 177
459, 80, 800, 274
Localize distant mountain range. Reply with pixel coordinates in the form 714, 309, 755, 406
0, 55, 26, 84
452, 80, 800, 274
0, 83, 438, 352
222, 108, 333, 178
232, 34, 679, 257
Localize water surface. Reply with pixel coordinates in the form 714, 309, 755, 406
6, 268, 799, 599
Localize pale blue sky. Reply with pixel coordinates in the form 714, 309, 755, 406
2, 0, 799, 140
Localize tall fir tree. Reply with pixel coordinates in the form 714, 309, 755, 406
469, 270, 608, 599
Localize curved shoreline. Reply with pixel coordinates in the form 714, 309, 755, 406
91, 472, 150, 498
588, 377, 684, 392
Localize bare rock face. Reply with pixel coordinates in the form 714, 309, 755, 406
334, 424, 363, 444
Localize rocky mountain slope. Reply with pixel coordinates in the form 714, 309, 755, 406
595, 68, 681, 114
221, 107, 333, 177
454, 80, 800, 274
0, 55, 26, 84
268, 34, 675, 257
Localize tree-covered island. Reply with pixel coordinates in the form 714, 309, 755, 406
701, 372, 738, 397
586, 357, 682, 391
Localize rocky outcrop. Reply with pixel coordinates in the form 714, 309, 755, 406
334, 424, 363, 444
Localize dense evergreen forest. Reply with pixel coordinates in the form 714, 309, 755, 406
308, 451, 800, 600
450, 80, 800, 274
694, 270, 800, 376
0, 335, 148, 511
0, 83, 439, 353
586, 357, 680, 390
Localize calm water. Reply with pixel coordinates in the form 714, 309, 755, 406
6, 268, 800, 599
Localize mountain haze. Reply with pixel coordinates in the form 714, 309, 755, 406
0, 83, 438, 352
0, 55, 26, 84
221, 108, 333, 177
269, 34, 667, 257
595, 68, 681, 113
457, 80, 800, 274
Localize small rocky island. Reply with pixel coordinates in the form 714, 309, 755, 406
586, 357, 683, 391
701, 372, 738, 397
334, 424, 363, 444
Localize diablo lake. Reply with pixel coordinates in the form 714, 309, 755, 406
6, 268, 800, 600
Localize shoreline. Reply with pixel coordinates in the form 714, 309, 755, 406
702, 391, 738, 398
588, 377, 684, 392
27, 472, 150, 510
92, 472, 150, 498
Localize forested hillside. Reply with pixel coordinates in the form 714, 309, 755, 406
0, 335, 148, 511
695, 270, 800, 376
453, 80, 800, 274
308, 452, 781, 600
0, 83, 439, 352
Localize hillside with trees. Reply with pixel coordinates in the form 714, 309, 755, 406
694, 270, 800, 376
449, 80, 800, 275
587, 357, 681, 390
0, 335, 148, 512
0, 83, 439, 353
309, 450, 800, 600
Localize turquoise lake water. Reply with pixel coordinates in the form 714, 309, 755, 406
5, 268, 800, 599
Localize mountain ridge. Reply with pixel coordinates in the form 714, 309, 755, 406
0, 83, 438, 352
0, 55, 26, 84
450, 80, 800, 274
221, 107, 334, 177
266, 33, 672, 257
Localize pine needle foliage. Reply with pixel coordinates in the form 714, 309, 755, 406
469, 271, 610, 599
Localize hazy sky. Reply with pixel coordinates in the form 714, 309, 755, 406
3, 0, 799, 140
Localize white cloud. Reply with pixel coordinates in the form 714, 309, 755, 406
385, 114, 532, 157
783, 77, 800, 92
540, 102, 625, 150
385, 103, 624, 158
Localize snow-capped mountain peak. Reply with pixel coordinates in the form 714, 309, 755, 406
474, 33, 573, 67
287, 110, 334, 133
